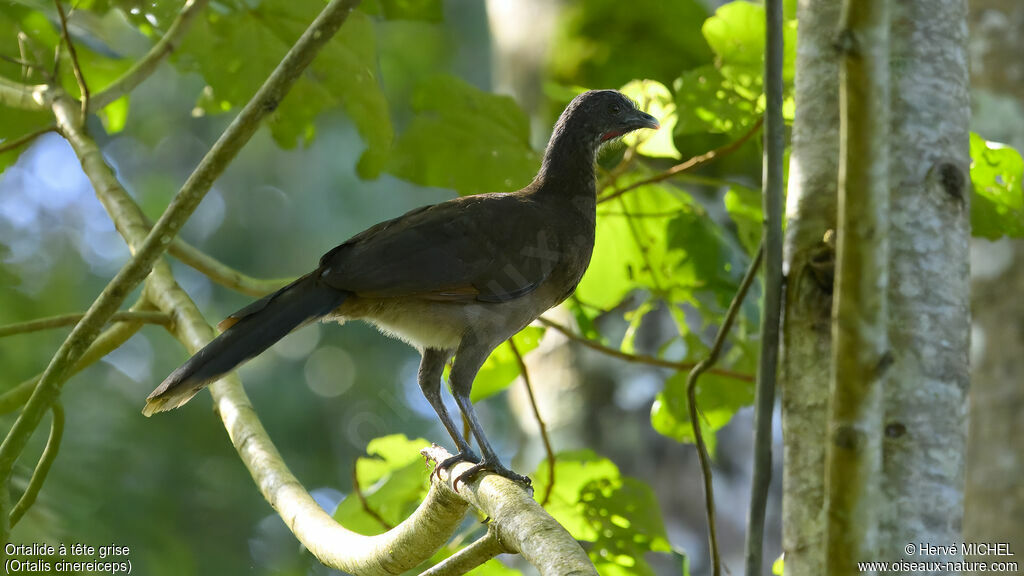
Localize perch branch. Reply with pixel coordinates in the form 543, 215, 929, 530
0, 125, 55, 154
54, 0, 89, 120
420, 527, 507, 576
423, 445, 596, 576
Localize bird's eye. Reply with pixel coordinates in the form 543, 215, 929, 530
611, 104, 621, 115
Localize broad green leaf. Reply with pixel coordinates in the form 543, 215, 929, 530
701, 1, 797, 87
178, 2, 392, 175
674, 65, 759, 136
470, 326, 545, 402
99, 94, 130, 134
333, 434, 430, 534
724, 185, 763, 255
620, 299, 657, 354
620, 79, 680, 159
651, 372, 754, 450
582, 477, 672, 575
533, 452, 672, 575
532, 450, 620, 540
970, 133, 1024, 239
386, 74, 539, 195
549, 0, 711, 89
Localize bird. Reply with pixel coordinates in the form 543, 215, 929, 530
145, 89, 660, 485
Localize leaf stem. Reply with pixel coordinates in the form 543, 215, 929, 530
0, 311, 170, 338
9, 402, 64, 527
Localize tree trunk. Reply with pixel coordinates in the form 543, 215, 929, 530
783, 0, 970, 573
780, 0, 842, 574
880, 2, 970, 569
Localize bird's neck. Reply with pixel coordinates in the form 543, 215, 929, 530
531, 127, 598, 202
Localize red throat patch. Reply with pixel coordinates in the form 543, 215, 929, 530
601, 130, 625, 141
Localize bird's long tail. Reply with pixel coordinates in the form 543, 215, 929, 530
143, 271, 347, 416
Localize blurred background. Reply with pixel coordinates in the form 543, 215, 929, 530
1, 0, 1021, 574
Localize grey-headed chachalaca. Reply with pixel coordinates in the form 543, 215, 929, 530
145, 90, 659, 484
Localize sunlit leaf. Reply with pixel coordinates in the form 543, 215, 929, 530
470, 326, 545, 402
620, 79, 680, 159
386, 74, 539, 195
333, 434, 430, 534
970, 132, 1024, 239
651, 372, 754, 450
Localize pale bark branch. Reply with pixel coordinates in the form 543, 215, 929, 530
420, 527, 508, 576
0, 76, 50, 110
422, 445, 597, 576
89, 0, 211, 111
0, 311, 170, 338
744, 1, 785, 574
688, 242, 764, 576
167, 236, 292, 297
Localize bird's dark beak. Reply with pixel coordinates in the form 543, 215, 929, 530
631, 111, 661, 131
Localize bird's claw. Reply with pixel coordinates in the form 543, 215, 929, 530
452, 460, 532, 491
432, 449, 480, 481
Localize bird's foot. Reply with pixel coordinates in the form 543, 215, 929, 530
453, 459, 532, 491
433, 449, 480, 481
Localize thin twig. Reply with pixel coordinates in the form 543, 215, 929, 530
536, 317, 754, 383
419, 526, 508, 576
688, 242, 764, 576
89, 0, 211, 111
508, 339, 555, 506
0, 298, 156, 415
54, 0, 89, 120
0, 310, 171, 338
745, 1, 786, 575
167, 235, 292, 298
351, 459, 393, 531
9, 401, 64, 527
598, 116, 764, 204
0, 125, 56, 155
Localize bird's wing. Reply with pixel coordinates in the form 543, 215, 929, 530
318, 193, 560, 302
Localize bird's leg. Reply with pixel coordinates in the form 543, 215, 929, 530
419, 349, 479, 473
447, 349, 532, 489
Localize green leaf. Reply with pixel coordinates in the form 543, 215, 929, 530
385, 74, 540, 195
532, 450, 620, 540
970, 133, 1024, 239
533, 452, 672, 575
674, 65, 759, 136
470, 326, 545, 402
333, 434, 429, 534
99, 94, 130, 134
178, 2, 392, 174
548, 0, 712, 89
620, 79, 680, 159
650, 372, 754, 450
724, 185, 763, 255
701, 1, 797, 87
773, 553, 785, 575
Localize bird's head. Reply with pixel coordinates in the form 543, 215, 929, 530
554, 89, 661, 148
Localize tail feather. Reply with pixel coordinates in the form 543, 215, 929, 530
143, 272, 347, 416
